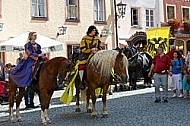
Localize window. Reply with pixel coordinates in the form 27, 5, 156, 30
131, 8, 139, 26
167, 5, 175, 20
32, 0, 46, 18
175, 40, 184, 50
66, 0, 79, 20
94, 0, 105, 22
0, 0, 2, 18
146, 9, 154, 27
182, 7, 190, 21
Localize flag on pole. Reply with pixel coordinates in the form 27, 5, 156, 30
146, 27, 170, 57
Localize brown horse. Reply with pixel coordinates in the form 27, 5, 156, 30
9, 57, 74, 125
75, 50, 129, 117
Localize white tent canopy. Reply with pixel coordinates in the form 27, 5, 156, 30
0, 32, 64, 52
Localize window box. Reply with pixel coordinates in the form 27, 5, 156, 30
168, 18, 181, 31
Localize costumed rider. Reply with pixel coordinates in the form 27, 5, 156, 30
78, 25, 103, 90
10, 32, 43, 88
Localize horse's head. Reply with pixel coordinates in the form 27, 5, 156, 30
58, 58, 75, 84
114, 50, 129, 83
123, 47, 132, 59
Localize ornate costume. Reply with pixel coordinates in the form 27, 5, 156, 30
10, 42, 42, 87
79, 35, 102, 65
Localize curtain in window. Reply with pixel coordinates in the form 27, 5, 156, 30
32, 0, 45, 17
167, 6, 175, 19
66, 0, 77, 19
94, 0, 104, 22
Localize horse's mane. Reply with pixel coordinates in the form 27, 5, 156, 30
43, 57, 67, 68
88, 50, 128, 79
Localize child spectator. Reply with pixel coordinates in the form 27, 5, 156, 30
182, 68, 190, 99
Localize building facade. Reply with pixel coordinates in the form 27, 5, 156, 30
116, 0, 164, 46
0, 0, 115, 64
161, 0, 190, 55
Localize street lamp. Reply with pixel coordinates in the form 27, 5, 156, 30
57, 26, 67, 37
114, 0, 127, 48
0, 23, 4, 31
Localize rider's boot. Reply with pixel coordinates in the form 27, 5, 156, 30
79, 70, 85, 90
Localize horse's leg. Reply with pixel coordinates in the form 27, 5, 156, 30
9, 81, 17, 122
40, 91, 48, 125
86, 87, 91, 113
75, 75, 81, 112
15, 87, 25, 122
91, 87, 97, 118
102, 84, 109, 118
43, 91, 54, 124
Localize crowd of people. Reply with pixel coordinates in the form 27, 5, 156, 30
149, 45, 190, 103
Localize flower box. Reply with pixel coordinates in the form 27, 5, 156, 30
168, 19, 181, 31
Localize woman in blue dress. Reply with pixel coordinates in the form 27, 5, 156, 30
10, 32, 43, 88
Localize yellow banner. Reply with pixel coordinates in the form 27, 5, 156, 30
146, 27, 170, 57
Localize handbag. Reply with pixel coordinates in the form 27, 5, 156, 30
78, 52, 90, 61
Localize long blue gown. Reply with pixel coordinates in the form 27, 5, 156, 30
10, 42, 42, 87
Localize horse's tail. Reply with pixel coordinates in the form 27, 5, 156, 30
80, 88, 87, 104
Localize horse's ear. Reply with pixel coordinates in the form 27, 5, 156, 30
118, 49, 123, 54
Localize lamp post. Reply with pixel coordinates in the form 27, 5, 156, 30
114, 0, 126, 48
0, 23, 4, 31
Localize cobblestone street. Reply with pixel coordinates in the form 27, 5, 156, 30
1, 86, 190, 126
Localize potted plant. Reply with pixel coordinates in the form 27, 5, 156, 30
168, 18, 181, 31
183, 18, 190, 32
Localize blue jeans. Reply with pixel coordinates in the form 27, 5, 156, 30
153, 73, 168, 100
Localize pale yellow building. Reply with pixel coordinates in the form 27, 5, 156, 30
0, 0, 115, 64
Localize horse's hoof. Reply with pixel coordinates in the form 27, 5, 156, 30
102, 114, 108, 118
91, 114, 97, 118
10, 120, 15, 123
87, 109, 92, 113
17, 118, 22, 122
75, 108, 81, 112
42, 122, 48, 126
97, 95, 102, 98
109, 92, 113, 95
46, 119, 51, 124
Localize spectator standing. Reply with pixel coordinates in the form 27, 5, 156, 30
16, 52, 24, 65
171, 51, 183, 98
43, 53, 49, 61
148, 46, 172, 103
182, 68, 190, 99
